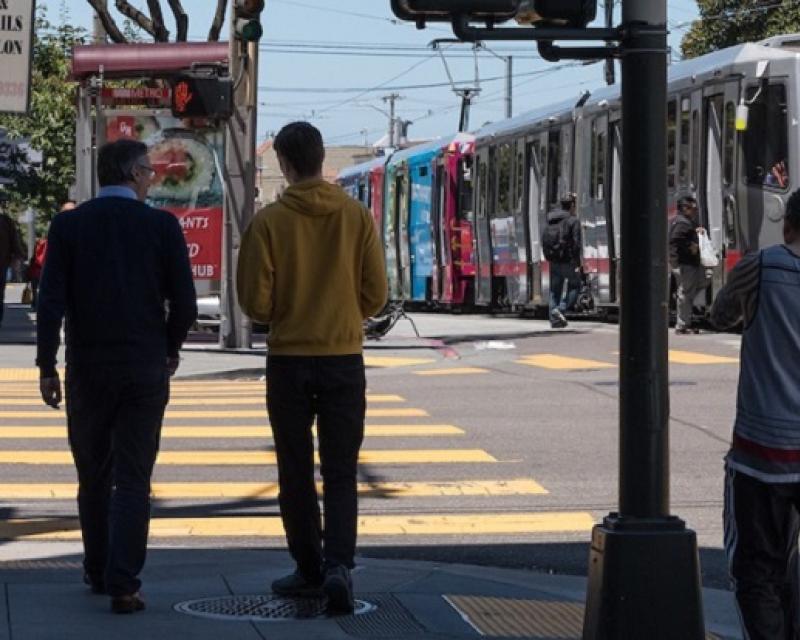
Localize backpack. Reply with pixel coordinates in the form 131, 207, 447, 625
542, 216, 572, 262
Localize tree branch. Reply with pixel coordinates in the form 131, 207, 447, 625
86, 0, 128, 43
115, 0, 157, 40
208, 0, 228, 41
146, 0, 171, 41
166, 0, 189, 42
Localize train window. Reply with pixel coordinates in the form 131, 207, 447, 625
744, 83, 789, 189
418, 166, 428, 178
596, 131, 606, 201
691, 109, 700, 189
458, 157, 474, 222
516, 150, 524, 211
724, 102, 736, 186
497, 144, 512, 212
547, 130, 561, 206
590, 120, 597, 199
679, 98, 690, 184
667, 100, 677, 189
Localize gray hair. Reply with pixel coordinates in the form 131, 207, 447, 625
96, 139, 149, 187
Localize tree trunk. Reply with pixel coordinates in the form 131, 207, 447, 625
166, 0, 189, 42
209, 0, 228, 41
86, 0, 128, 43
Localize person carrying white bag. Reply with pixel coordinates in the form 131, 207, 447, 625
669, 195, 711, 334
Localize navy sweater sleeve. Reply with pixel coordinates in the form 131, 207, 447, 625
163, 213, 198, 357
35, 216, 67, 377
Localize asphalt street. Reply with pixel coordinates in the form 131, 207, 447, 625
0, 284, 741, 593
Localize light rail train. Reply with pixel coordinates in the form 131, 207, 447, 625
338, 34, 800, 316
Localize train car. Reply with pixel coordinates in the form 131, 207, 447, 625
474, 34, 800, 314
337, 155, 388, 232
384, 138, 448, 303
431, 134, 476, 307
472, 98, 577, 310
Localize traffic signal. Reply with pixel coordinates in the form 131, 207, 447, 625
171, 73, 233, 119
234, 0, 265, 42
516, 0, 597, 28
390, 0, 521, 24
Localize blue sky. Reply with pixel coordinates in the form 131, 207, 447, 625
42, 1, 701, 145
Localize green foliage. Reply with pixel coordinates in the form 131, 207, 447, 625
0, 6, 85, 231
681, 0, 800, 59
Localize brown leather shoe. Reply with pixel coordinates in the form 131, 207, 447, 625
110, 592, 145, 614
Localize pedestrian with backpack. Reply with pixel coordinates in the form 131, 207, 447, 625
542, 193, 582, 328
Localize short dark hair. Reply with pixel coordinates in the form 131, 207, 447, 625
677, 195, 698, 211
560, 192, 576, 210
785, 189, 800, 232
97, 139, 149, 187
273, 121, 325, 179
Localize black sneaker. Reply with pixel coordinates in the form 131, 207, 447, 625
110, 592, 145, 614
271, 570, 323, 597
83, 572, 106, 595
323, 565, 354, 614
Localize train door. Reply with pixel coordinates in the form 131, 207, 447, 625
384, 169, 400, 300
397, 168, 412, 300
509, 137, 528, 307
703, 81, 740, 294
587, 113, 611, 304
525, 132, 547, 306
431, 157, 446, 302
608, 117, 622, 303
474, 146, 494, 306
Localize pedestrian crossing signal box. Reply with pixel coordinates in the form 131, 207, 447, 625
171, 74, 233, 120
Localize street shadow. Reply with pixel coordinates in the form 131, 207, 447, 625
358, 542, 732, 590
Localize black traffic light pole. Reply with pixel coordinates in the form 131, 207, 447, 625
581, 0, 705, 637
390, 0, 706, 636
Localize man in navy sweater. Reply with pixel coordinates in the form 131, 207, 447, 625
35, 139, 197, 614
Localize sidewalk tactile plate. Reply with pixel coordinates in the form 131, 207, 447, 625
174, 594, 376, 621
444, 596, 719, 639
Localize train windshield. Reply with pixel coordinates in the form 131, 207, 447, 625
743, 83, 789, 189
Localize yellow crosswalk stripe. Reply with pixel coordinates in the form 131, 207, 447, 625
0, 512, 595, 539
414, 368, 489, 376
668, 350, 739, 365
0, 424, 465, 439
516, 354, 616, 370
0, 449, 497, 465
0, 394, 406, 406
0, 479, 546, 499
0, 407, 429, 419
363, 356, 436, 368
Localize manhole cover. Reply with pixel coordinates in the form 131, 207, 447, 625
174, 595, 376, 621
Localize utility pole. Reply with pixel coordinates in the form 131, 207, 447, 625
221, 3, 261, 349
382, 93, 401, 148
93, 0, 107, 43
505, 55, 512, 118
582, 0, 705, 636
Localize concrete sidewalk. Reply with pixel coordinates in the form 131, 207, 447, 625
0, 542, 741, 639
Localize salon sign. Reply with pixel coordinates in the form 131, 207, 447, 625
0, 0, 35, 114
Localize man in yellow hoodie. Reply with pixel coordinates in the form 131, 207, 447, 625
237, 122, 387, 613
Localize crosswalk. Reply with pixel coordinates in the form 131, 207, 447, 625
0, 378, 594, 543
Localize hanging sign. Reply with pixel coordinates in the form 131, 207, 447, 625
0, 0, 35, 114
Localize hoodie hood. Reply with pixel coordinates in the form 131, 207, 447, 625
279, 179, 350, 217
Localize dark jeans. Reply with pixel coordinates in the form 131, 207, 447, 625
724, 464, 800, 639
0, 267, 6, 326
267, 354, 366, 577
66, 363, 168, 596
549, 262, 581, 318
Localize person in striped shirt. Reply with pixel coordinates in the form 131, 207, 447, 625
711, 188, 800, 639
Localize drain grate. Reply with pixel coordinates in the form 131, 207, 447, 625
337, 594, 424, 637
174, 595, 376, 621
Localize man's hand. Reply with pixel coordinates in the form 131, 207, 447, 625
166, 356, 180, 377
40, 375, 62, 409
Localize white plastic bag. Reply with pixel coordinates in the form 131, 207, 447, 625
699, 232, 719, 268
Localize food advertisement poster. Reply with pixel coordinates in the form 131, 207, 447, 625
105, 113, 223, 281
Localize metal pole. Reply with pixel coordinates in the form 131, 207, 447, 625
383, 93, 399, 148
221, 23, 257, 348
505, 55, 512, 118
582, 0, 705, 635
